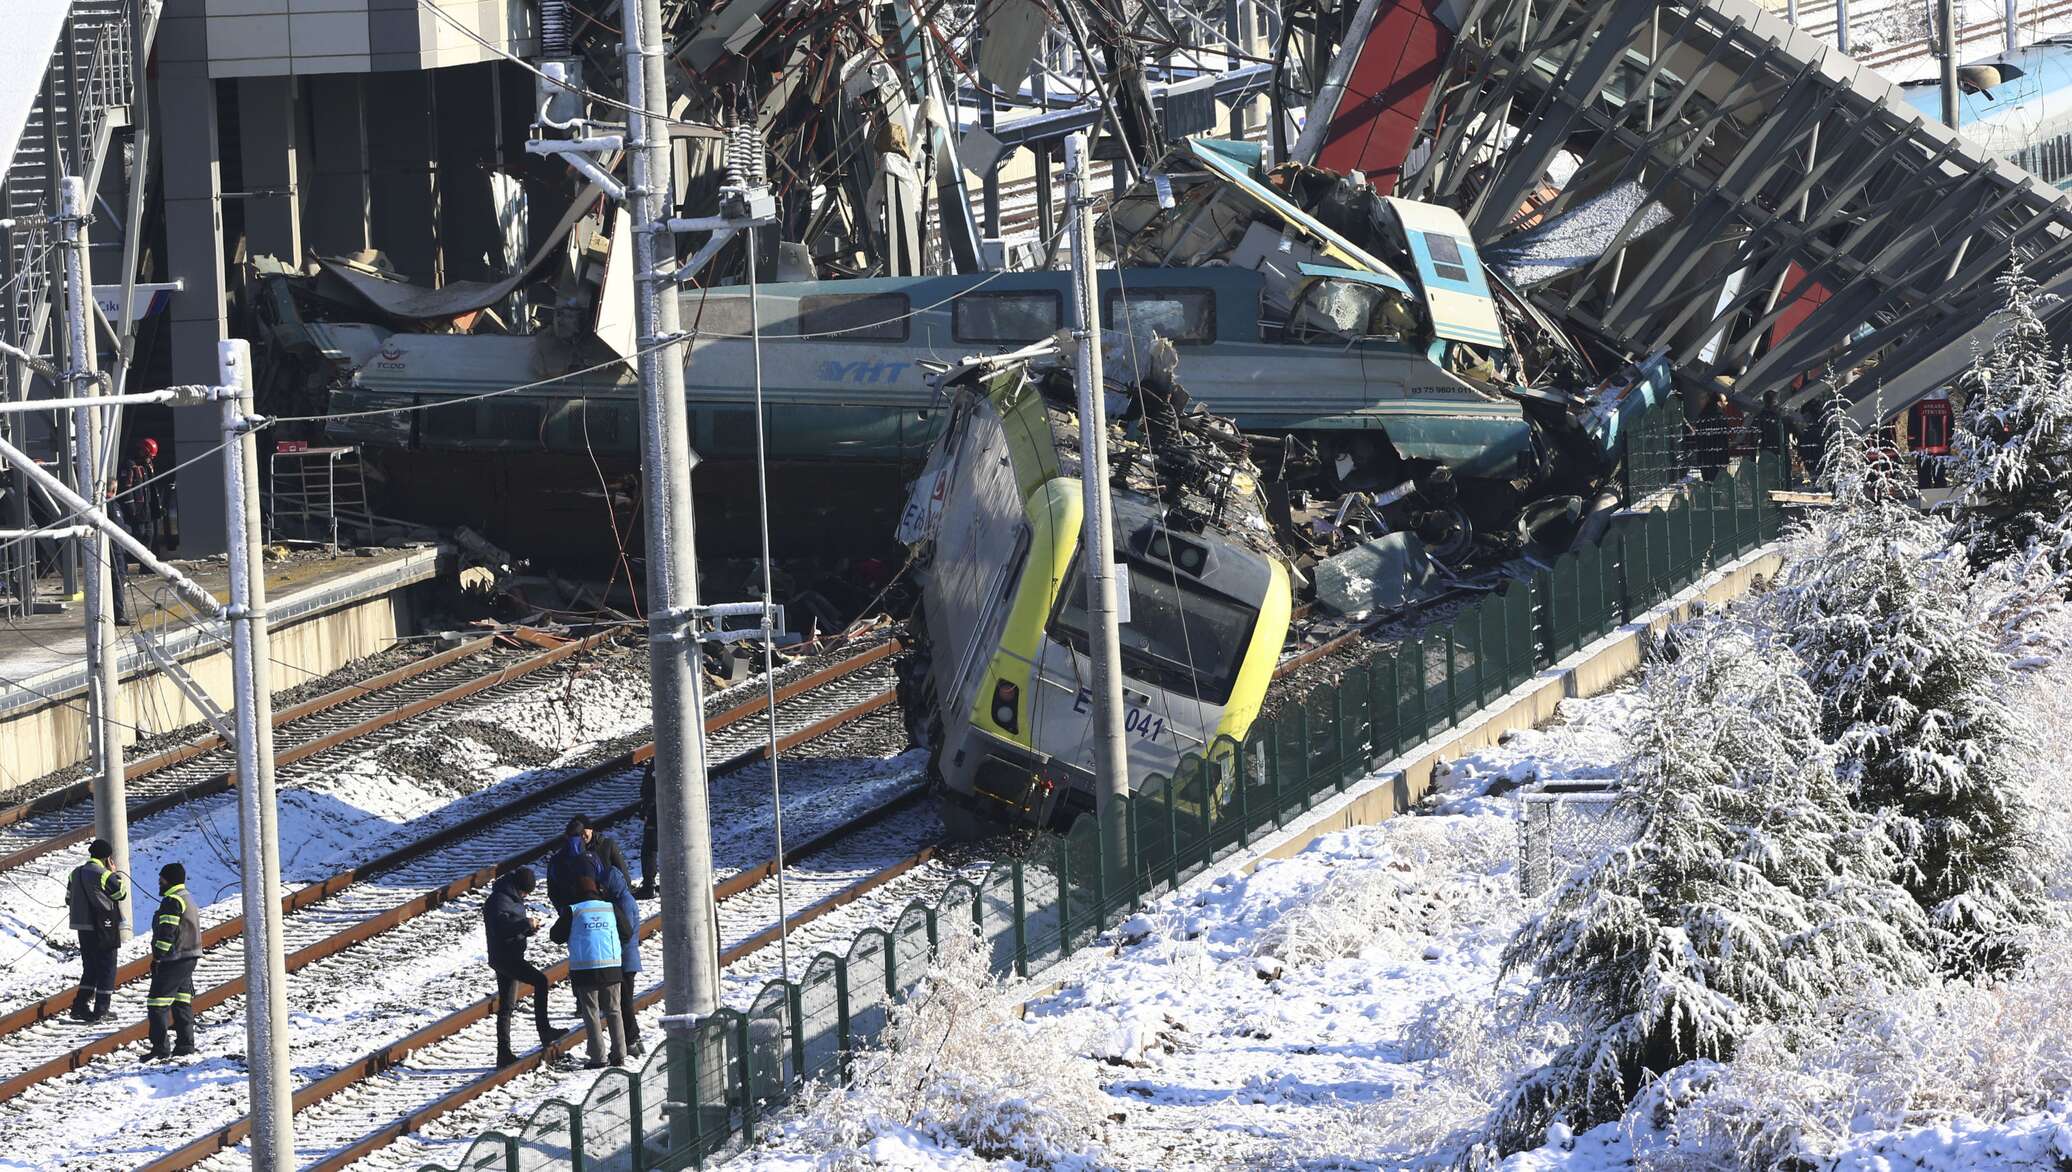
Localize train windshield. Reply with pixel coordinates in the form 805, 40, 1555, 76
1051, 559, 1259, 706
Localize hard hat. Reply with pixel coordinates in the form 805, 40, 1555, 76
138, 437, 158, 459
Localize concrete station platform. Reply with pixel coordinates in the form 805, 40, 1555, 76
0, 545, 447, 790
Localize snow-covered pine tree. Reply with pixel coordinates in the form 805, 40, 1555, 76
1489, 620, 1931, 1152
1764, 407, 2049, 973
1949, 263, 2072, 575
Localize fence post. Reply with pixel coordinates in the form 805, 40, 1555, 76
1235, 743, 1251, 849
1268, 732, 1285, 828
1446, 624, 1461, 721
736, 1012, 758, 1144
1165, 773, 1181, 888
628, 1074, 647, 1172
569, 1103, 586, 1172
1010, 861, 1030, 977
834, 959, 851, 1060
504, 1133, 522, 1172
787, 984, 806, 1086
1335, 686, 1354, 790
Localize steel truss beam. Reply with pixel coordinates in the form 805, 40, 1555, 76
1404, 0, 2072, 425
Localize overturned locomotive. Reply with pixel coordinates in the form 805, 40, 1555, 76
895, 339, 1292, 833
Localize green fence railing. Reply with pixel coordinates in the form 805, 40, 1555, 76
417, 456, 1782, 1172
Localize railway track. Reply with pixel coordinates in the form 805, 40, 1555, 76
140, 751, 943, 1171
0, 639, 915, 1170
0, 629, 616, 875
0, 639, 904, 1102
199, 810, 956, 1172
173, 626, 1381, 1170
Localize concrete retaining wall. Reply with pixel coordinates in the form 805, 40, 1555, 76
0, 548, 441, 790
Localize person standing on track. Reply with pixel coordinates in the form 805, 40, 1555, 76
636, 762, 659, 899
144, 862, 200, 1060
484, 866, 565, 1066
601, 861, 645, 1058
66, 838, 127, 1022
583, 816, 631, 894
546, 818, 602, 941
565, 875, 629, 1068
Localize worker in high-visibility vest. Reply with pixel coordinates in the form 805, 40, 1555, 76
145, 862, 200, 1060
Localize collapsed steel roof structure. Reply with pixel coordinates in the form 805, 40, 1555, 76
1393, 0, 2072, 426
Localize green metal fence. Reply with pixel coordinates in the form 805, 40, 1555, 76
418, 457, 1781, 1172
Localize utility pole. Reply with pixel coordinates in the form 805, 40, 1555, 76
624, 0, 722, 1024
2008, 0, 2020, 53
220, 339, 293, 1169
1063, 132, 1131, 854
1836, 0, 1850, 52
1940, 0, 1961, 129
59, 177, 128, 938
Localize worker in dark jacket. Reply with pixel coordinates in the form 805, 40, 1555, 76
483, 866, 563, 1066
145, 863, 200, 1059
66, 839, 128, 1022
546, 821, 602, 942
584, 819, 631, 899
602, 863, 645, 1058
565, 875, 629, 1068
636, 763, 659, 899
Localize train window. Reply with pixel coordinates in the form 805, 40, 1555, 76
570, 399, 625, 448
1421, 232, 1473, 285
485, 402, 546, 445
1102, 288, 1215, 344
683, 296, 759, 338
953, 291, 1063, 343
799, 293, 911, 341
1051, 558, 1258, 705
420, 401, 477, 443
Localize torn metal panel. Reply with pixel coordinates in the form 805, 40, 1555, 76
976, 0, 1050, 91
313, 180, 606, 322
1312, 531, 1446, 616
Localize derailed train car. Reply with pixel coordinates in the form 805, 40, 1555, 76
895, 342, 1293, 832
284, 136, 1666, 567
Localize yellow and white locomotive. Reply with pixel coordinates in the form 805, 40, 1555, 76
896, 342, 1293, 832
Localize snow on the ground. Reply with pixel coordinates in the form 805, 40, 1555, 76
0, 658, 653, 1006
729, 654, 2072, 1172
0, 750, 933, 1171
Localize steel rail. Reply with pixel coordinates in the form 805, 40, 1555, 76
136, 797, 936, 1172
0, 634, 497, 835
0, 676, 900, 1104
0, 630, 623, 877
0, 639, 901, 1056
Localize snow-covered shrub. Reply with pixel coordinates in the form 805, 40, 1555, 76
752, 927, 1110, 1170
1642, 947, 2072, 1170
1949, 264, 2072, 578
1762, 410, 2050, 972
1488, 620, 1933, 1152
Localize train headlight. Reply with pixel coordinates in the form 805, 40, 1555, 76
1176, 544, 1206, 573
991, 679, 1021, 733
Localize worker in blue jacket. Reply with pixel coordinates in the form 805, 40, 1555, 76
601, 864, 645, 1058
565, 874, 628, 1068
